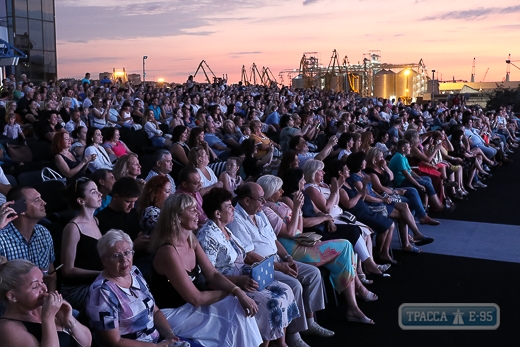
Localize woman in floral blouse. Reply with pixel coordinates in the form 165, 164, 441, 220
198, 188, 300, 346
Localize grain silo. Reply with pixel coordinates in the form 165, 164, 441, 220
374, 69, 396, 99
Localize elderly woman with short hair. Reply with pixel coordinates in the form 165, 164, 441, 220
257, 175, 377, 324
86, 229, 182, 347
198, 188, 300, 345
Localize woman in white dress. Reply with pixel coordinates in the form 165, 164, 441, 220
188, 146, 222, 196
148, 194, 263, 347
84, 127, 113, 172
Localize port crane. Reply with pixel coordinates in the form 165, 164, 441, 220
193, 60, 223, 84
505, 54, 520, 81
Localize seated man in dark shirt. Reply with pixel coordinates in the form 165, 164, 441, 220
96, 177, 148, 252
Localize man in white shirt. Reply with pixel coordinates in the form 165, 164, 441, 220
227, 183, 334, 347
65, 109, 86, 134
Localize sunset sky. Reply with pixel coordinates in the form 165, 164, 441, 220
55, 0, 520, 84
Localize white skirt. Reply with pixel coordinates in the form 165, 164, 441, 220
161, 296, 263, 347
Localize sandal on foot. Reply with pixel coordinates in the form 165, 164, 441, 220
419, 216, 440, 226
402, 245, 422, 253
356, 291, 378, 302
347, 315, 375, 325
358, 273, 373, 285
414, 236, 435, 246
377, 264, 391, 272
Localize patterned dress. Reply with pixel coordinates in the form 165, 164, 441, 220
263, 201, 356, 294
86, 267, 160, 343
197, 220, 300, 341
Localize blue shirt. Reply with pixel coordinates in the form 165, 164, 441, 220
204, 133, 227, 156
265, 111, 280, 125
388, 152, 411, 187
0, 222, 56, 270
148, 105, 161, 121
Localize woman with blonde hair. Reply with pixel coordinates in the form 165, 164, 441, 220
0, 258, 92, 347
148, 194, 263, 347
113, 153, 141, 180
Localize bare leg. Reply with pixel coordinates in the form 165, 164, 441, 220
375, 224, 394, 262
428, 194, 445, 212
390, 203, 424, 240
343, 278, 374, 322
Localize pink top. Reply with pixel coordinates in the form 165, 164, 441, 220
262, 201, 292, 235
103, 140, 128, 157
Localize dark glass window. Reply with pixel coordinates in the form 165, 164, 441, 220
29, 19, 43, 50
44, 50, 56, 81
28, 0, 42, 20
42, 20, 55, 51
18, 50, 31, 78
30, 49, 44, 81
41, 0, 53, 21
14, 17, 32, 50
0, 1, 7, 19
6, 0, 13, 17
15, 0, 28, 18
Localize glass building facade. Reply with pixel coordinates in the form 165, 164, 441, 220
1, 0, 57, 82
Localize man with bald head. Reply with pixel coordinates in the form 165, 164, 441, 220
227, 182, 333, 347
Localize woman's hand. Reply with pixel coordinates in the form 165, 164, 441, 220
236, 291, 259, 317
0, 202, 18, 229
41, 292, 63, 320
55, 299, 74, 327
330, 177, 340, 193
157, 338, 180, 347
237, 275, 259, 292
326, 220, 337, 233
293, 191, 305, 211
382, 196, 392, 204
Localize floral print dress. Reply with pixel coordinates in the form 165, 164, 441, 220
197, 220, 300, 341
263, 201, 357, 294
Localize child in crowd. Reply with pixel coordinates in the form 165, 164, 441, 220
218, 156, 243, 196
3, 113, 25, 140
239, 125, 250, 144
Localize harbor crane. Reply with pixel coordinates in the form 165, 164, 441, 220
505, 54, 520, 81
193, 60, 222, 84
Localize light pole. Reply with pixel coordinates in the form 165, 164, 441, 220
431, 69, 436, 104
143, 56, 148, 84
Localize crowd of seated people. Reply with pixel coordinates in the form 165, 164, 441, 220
1, 73, 519, 346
